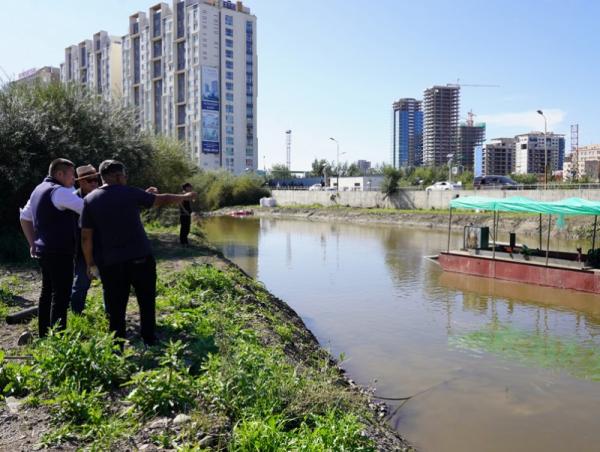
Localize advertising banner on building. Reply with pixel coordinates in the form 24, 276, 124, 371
201, 66, 220, 153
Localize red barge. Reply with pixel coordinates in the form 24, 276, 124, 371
432, 196, 600, 294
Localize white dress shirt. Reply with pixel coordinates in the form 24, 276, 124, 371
19, 187, 84, 222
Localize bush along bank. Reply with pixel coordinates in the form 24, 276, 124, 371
0, 249, 412, 450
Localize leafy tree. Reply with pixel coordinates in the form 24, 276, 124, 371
380, 165, 402, 197
269, 164, 292, 180
309, 159, 328, 177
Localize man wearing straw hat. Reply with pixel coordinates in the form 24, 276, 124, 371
70, 164, 100, 314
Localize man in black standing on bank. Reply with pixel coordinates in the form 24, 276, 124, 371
80, 160, 196, 345
179, 182, 193, 245
19, 158, 84, 337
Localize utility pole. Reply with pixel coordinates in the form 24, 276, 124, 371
537, 110, 548, 188
285, 130, 292, 170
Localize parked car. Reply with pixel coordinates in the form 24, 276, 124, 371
425, 181, 461, 192
474, 175, 518, 190
308, 183, 324, 191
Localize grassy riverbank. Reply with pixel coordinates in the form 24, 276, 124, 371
215, 205, 598, 242
0, 233, 412, 451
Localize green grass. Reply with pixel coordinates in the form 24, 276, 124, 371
0, 261, 377, 450
451, 324, 600, 381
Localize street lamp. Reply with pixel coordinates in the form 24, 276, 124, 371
537, 110, 548, 187
329, 137, 340, 191
447, 153, 454, 184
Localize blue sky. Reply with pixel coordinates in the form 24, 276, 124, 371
2, 0, 599, 170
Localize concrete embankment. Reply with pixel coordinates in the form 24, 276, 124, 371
270, 188, 600, 210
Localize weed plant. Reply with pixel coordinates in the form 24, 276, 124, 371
1, 262, 377, 450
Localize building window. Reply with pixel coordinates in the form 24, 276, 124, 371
226, 115, 234, 124
226, 82, 233, 90
226, 93, 233, 101
177, 42, 185, 70
226, 49, 233, 58
153, 11, 161, 37
225, 15, 233, 26
225, 39, 233, 48
226, 60, 233, 69
225, 71, 233, 80
226, 104, 234, 113
226, 126, 234, 134
153, 40, 162, 58
177, 105, 186, 125
177, 73, 185, 103
225, 28, 233, 37
153, 60, 161, 78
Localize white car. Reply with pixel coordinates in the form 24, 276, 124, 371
425, 181, 461, 192
308, 183, 324, 191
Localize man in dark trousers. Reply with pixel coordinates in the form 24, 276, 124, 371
19, 158, 84, 337
179, 182, 193, 245
70, 164, 100, 314
80, 160, 196, 346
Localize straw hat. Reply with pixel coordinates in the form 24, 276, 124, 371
75, 164, 99, 181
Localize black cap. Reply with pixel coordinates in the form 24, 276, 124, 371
99, 160, 126, 177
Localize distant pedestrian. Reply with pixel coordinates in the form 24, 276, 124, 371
179, 182, 193, 245
19, 158, 84, 337
70, 164, 100, 314
80, 160, 196, 346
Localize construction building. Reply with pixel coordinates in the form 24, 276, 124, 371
458, 111, 485, 170
60, 31, 123, 102
391, 98, 423, 168
422, 84, 460, 166
514, 132, 565, 175
121, 0, 257, 174
482, 138, 516, 176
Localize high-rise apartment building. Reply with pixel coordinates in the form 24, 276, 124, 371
61, 31, 123, 102
356, 159, 371, 174
422, 85, 460, 166
122, 0, 257, 174
458, 121, 485, 170
515, 132, 565, 175
391, 98, 423, 168
482, 138, 516, 176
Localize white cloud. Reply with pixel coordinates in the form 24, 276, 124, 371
478, 109, 566, 131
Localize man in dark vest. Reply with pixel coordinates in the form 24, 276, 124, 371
70, 164, 100, 313
80, 160, 196, 346
19, 158, 84, 337
179, 182, 193, 245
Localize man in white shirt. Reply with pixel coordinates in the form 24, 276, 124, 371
20, 158, 84, 337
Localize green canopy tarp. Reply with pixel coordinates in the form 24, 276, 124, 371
450, 196, 600, 216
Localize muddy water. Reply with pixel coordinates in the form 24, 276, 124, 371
202, 216, 600, 452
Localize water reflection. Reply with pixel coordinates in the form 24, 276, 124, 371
203, 216, 600, 452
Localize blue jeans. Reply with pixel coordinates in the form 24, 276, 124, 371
70, 256, 91, 314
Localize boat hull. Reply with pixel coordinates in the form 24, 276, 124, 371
438, 252, 600, 294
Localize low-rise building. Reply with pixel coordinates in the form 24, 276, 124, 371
574, 145, 600, 179
12, 67, 60, 86
329, 176, 384, 191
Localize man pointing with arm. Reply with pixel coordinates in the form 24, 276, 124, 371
80, 160, 196, 346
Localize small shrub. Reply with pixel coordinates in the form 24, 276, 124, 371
176, 265, 235, 295
126, 341, 198, 417
49, 385, 105, 425
0, 352, 34, 397
33, 329, 131, 391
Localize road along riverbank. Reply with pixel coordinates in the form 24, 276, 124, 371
0, 231, 413, 451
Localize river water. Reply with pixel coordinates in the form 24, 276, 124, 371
202, 216, 600, 452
